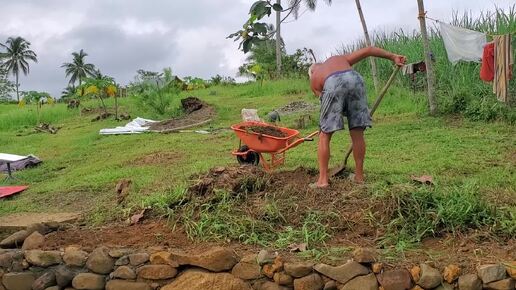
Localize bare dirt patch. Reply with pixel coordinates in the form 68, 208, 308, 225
131, 151, 182, 166
149, 97, 215, 132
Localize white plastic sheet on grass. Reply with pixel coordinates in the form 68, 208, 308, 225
99, 117, 158, 135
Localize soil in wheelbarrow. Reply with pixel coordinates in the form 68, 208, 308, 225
180, 165, 515, 270
240, 125, 288, 137
149, 97, 215, 132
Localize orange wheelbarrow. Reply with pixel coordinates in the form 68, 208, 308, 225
231, 121, 319, 171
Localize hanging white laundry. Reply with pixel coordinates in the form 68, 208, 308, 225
439, 22, 486, 64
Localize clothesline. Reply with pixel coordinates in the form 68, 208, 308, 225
423, 14, 514, 37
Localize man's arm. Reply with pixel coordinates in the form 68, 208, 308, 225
345, 46, 406, 66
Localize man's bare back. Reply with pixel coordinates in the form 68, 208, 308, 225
309, 47, 406, 97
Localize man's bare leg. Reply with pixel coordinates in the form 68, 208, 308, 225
316, 131, 333, 187
349, 128, 366, 183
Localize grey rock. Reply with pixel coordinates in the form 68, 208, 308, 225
484, 278, 515, 290
2, 272, 36, 290
232, 254, 262, 280
128, 252, 149, 266
256, 250, 276, 266
340, 273, 378, 290
323, 280, 337, 290
115, 256, 129, 266
26, 223, 52, 235
111, 266, 136, 280
63, 247, 88, 267
284, 262, 313, 278
0, 230, 30, 248
86, 247, 114, 274
106, 280, 151, 290
293, 273, 324, 290
253, 281, 290, 290
0, 250, 22, 269
477, 264, 507, 284
25, 250, 62, 267
72, 273, 105, 290
417, 263, 442, 289
137, 265, 178, 280
21, 232, 45, 251
32, 271, 56, 290
434, 282, 454, 290
458, 274, 482, 290
273, 272, 293, 286
161, 269, 252, 290
108, 248, 134, 258
56, 265, 77, 287
377, 269, 413, 290
352, 248, 376, 264
170, 247, 239, 272
313, 261, 368, 284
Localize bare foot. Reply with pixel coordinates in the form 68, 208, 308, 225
309, 182, 329, 189
348, 173, 365, 184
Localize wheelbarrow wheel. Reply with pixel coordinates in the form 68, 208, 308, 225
236, 145, 260, 166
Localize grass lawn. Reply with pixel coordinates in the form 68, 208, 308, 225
0, 78, 514, 252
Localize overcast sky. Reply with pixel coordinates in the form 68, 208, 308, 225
0, 0, 513, 97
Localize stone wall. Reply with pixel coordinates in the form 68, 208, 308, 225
0, 224, 515, 290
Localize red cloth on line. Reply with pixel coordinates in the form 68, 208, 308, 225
480, 42, 494, 82
0, 186, 28, 198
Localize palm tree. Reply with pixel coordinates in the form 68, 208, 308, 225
61, 49, 96, 88
0, 37, 38, 102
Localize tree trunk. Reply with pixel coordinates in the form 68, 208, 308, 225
417, 0, 438, 115
15, 73, 19, 102
355, 0, 379, 93
275, 0, 282, 76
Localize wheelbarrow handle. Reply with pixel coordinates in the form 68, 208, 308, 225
303, 131, 320, 141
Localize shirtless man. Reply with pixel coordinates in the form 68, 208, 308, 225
309, 46, 406, 187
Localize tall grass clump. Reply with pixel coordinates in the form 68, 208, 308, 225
0, 103, 76, 131
339, 6, 516, 123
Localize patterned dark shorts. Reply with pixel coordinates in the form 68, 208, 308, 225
319, 69, 372, 133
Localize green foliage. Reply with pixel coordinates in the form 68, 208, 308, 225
209, 74, 236, 86
228, 0, 331, 53
0, 67, 15, 100
129, 67, 181, 116
0, 36, 38, 102
376, 181, 514, 251
239, 40, 313, 80
21, 90, 53, 124
61, 49, 96, 87
340, 6, 515, 122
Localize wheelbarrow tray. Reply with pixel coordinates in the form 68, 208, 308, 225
231, 121, 300, 153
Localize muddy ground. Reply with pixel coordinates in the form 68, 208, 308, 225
42, 165, 515, 272
149, 97, 215, 132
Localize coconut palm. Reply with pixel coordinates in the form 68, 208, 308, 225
287, 0, 332, 19
0, 37, 38, 102
61, 49, 96, 88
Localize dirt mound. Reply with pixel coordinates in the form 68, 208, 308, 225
240, 125, 288, 137
181, 97, 204, 114
149, 97, 215, 132
276, 101, 317, 116
186, 165, 378, 237
189, 166, 269, 196
131, 151, 181, 166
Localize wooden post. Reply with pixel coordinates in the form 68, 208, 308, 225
355, 0, 379, 93
417, 0, 438, 115
275, 0, 282, 76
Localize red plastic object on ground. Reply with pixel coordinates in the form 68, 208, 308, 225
0, 186, 28, 199
231, 121, 318, 171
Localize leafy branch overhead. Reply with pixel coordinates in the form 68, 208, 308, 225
228, 0, 332, 53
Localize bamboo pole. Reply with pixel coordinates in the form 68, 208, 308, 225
417, 0, 438, 115
355, 0, 379, 93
